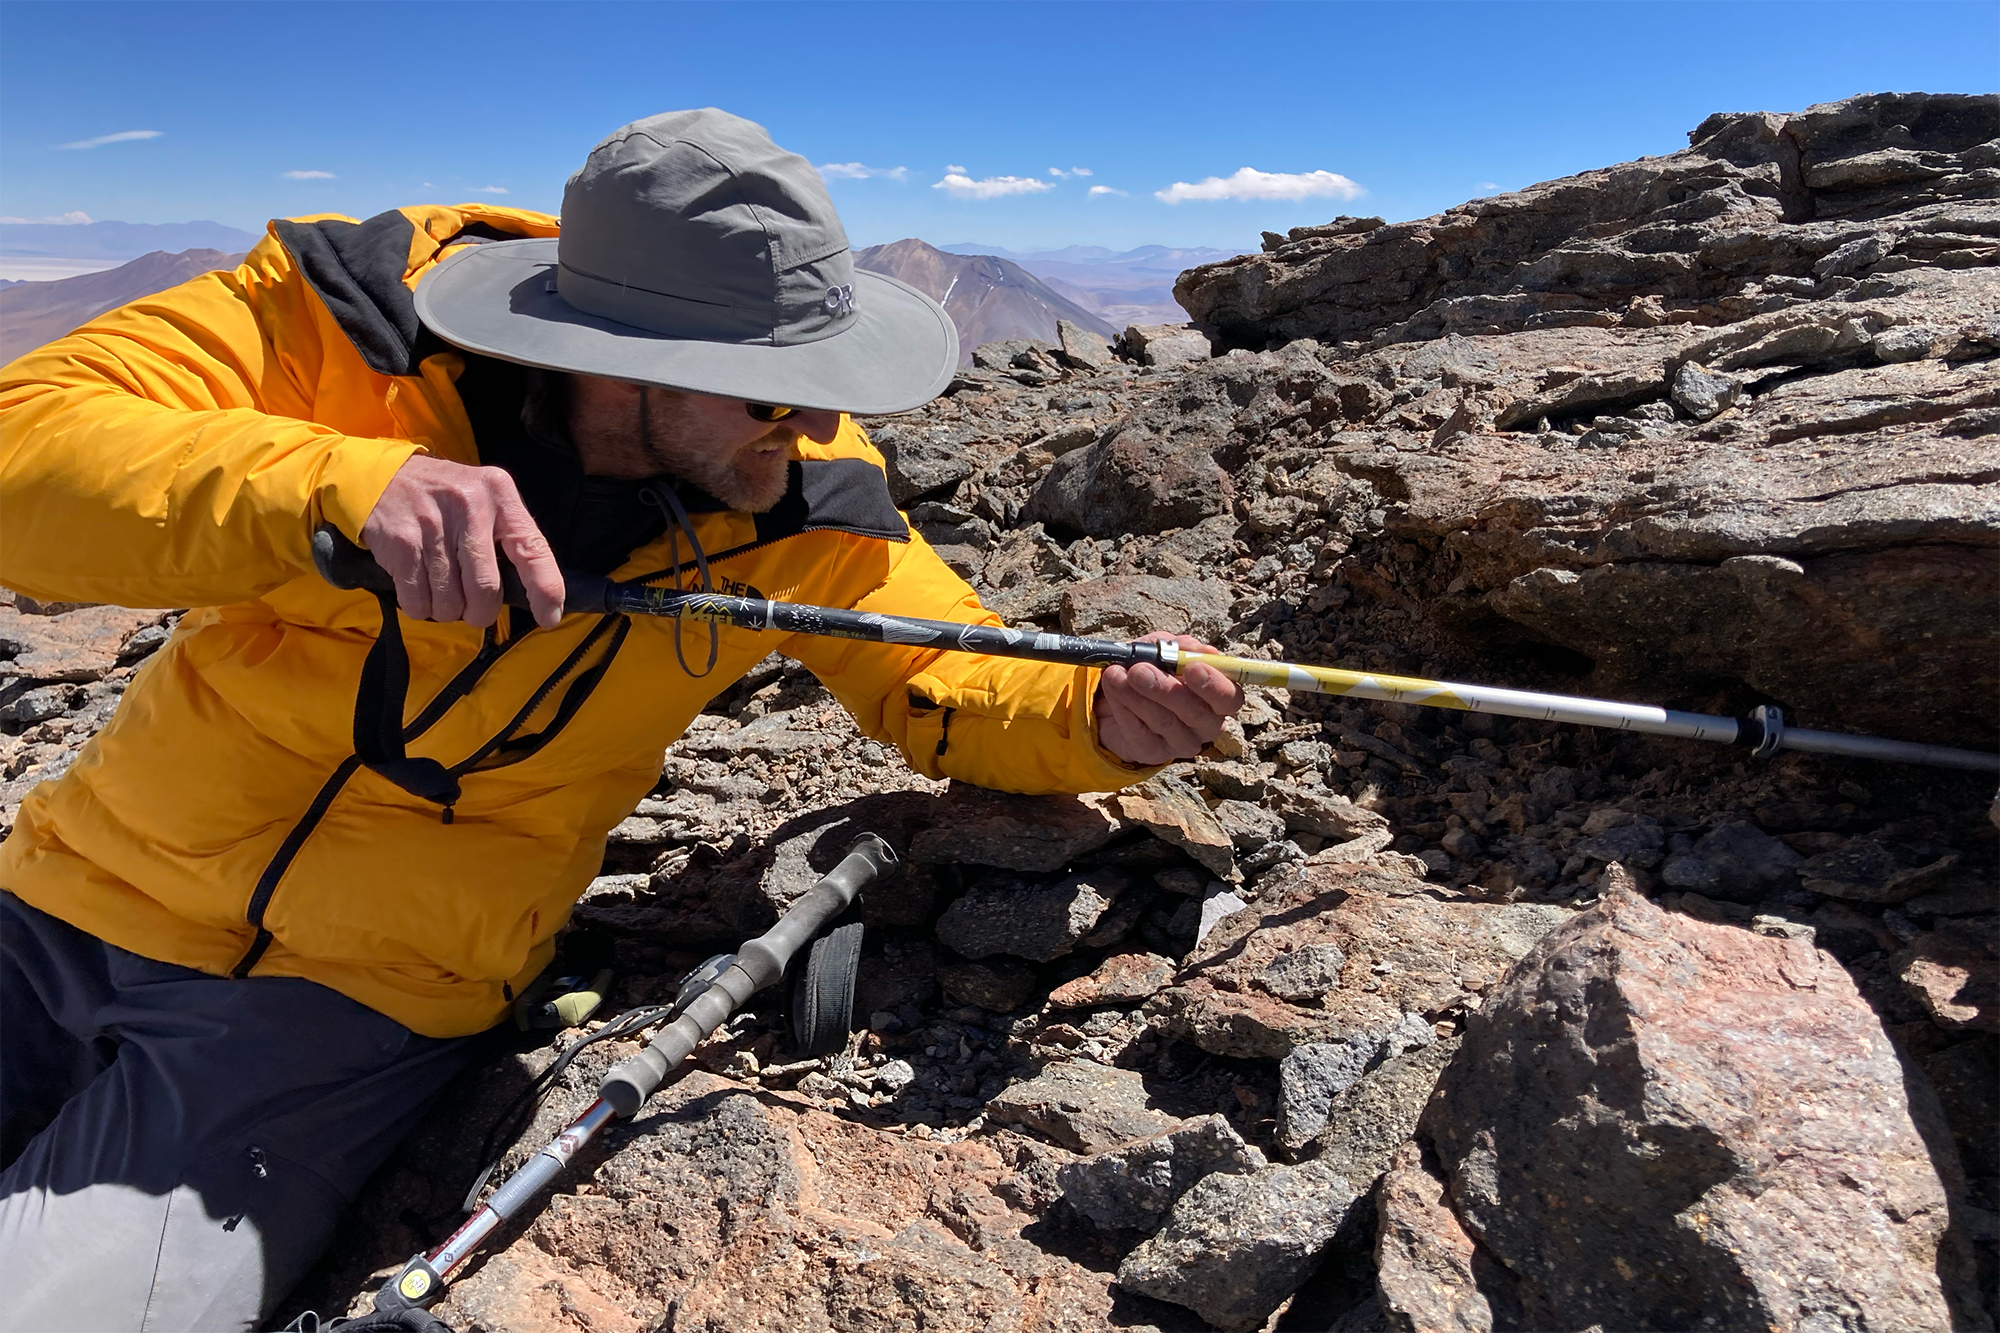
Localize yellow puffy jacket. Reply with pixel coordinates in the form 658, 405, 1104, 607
0, 204, 1148, 1037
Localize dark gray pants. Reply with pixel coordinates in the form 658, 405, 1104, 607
0, 894, 479, 1332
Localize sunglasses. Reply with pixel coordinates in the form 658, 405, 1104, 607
745, 402, 797, 423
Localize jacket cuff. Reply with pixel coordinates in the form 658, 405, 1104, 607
315, 436, 430, 542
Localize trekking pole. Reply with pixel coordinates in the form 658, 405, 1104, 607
369, 833, 899, 1314
310, 525, 2000, 775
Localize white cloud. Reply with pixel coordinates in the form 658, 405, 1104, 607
282, 169, 337, 180
1048, 167, 1094, 178
819, 162, 911, 181
933, 169, 1055, 200
0, 210, 93, 225
1088, 185, 1127, 198
1476, 181, 1501, 192
469, 186, 510, 194
1155, 167, 1365, 204
58, 130, 162, 150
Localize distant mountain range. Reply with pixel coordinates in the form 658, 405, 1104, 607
0, 219, 261, 261
0, 232, 1244, 370
854, 239, 1118, 361
0, 249, 246, 364
937, 241, 1250, 327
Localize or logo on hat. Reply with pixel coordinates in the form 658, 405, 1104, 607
823, 284, 855, 318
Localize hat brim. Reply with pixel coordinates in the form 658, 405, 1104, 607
412, 238, 958, 415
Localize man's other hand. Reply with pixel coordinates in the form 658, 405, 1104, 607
1095, 632, 1246, 767
359, 456, 566, 629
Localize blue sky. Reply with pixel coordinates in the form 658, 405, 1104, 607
2, 0, 1994, 254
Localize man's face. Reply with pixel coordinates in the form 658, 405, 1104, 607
566, 374, 843, 511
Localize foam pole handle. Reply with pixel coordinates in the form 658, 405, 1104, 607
599, 834, 898, 1116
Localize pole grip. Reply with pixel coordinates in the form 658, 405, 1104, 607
310, 523, 616, 616
598, 833, 899, 1117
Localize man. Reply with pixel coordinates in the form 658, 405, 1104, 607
0, 110, 1242, 1331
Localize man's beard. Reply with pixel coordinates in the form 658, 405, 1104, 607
636, 392, 795, 512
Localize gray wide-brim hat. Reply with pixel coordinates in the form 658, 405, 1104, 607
413, 109, 957, 415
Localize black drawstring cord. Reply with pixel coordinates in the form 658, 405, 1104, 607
637, 388, 720, 679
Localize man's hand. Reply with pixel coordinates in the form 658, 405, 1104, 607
1095, 632, 1246, 767
359, 456, 566, 629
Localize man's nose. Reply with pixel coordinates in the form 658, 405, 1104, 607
790, 409, 843, 443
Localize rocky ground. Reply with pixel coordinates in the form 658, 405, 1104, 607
3, 92, 1994, 1331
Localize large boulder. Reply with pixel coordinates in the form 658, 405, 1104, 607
1376, 884, 1988, 1332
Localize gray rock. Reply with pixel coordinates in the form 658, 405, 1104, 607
1212, 799, 1288, 852
906, 789, 1124, 872
1801, 838, 1960, 903
1671, 361, 1742, 420
935, 869, 1125, 962
1873, 323, 1947, 362
1057, 1113, 1265, 1233
1022, 426, 1233, 539
1310, 1035, 1459, 1190
1260, 943, 1348, 1002
1120, 323, 1212, 368
1117, 1159, 1360, 1332
1660, 822, 1803, 901
1575, 818, 1665, 869
1813, 232, 1891, 278
1056, 318, 1114, 370
1279, 1013, 1437, 1151
875, 424, 979, 505
1195, 886, 1248, 948
1278, 1038, 1378, 1150
0, 685, 68, 725
984, 1059, 1178, 1153
1178, 92, 1998, 347
936, 957, 1042, 1012
1271, 788, 1391, 841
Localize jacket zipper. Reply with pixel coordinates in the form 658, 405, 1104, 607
232, 513, 867, 974
228, 617, 618, 976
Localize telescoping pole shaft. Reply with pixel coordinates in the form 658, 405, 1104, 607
370, 834, 900, 1313
308, 527, 1999, 775
569, 582, 2000, 776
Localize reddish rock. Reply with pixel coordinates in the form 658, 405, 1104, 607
338, 1071, 1137, 1333
1896, 931, 2000, 1033
1047, 952, 1176, 1009
0, 604, 166, 683
1375, 1140, 1502, 1333
1382, 885, 1986, 1333
1116, 774, 1236, 880
1059, 574, 1232, 645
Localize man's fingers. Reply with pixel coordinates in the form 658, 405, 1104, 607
422, 513, 467, 624
1180, 658, 1246, 715
492, 483, 564, 630
456, 522, 503, 628
385, 531, 433, 622
1125, 661, 1225, 740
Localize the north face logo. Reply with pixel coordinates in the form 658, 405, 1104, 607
823, 284, 855, 317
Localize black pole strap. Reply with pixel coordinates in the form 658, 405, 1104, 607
311, 526, 462, 807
